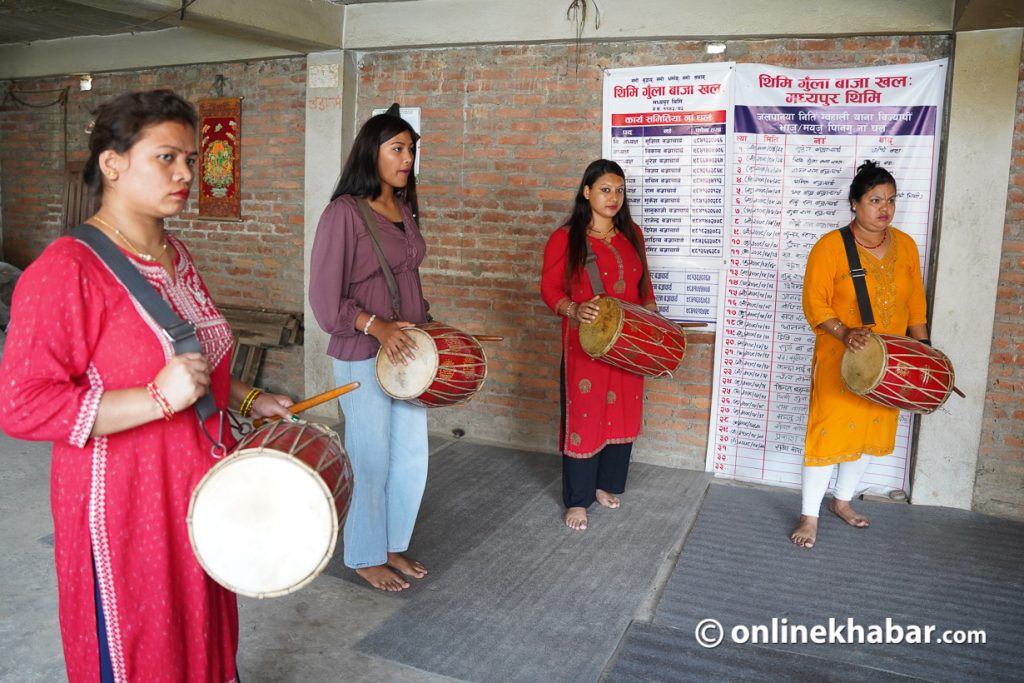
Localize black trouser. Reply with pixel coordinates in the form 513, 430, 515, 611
562, 442, 633, 508
559, 356, 633, 508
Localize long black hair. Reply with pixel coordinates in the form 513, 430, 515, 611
849, 159, 897, 208
83, 89, 198, 198
331, 108, 420, 217
562, 159, 650, 296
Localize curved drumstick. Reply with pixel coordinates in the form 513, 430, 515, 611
471, 335, 504, 342
251, 381, 361, 429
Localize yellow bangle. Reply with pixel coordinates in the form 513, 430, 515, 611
239, 388, 262, 418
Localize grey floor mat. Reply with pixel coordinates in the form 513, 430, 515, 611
603, 483, 1024, 683
350, 439, 711, 683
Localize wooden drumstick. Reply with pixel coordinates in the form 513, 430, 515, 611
471, 335, 505, 342
677, 322, 708, 329
952, 386, 966, 399
251, 381, 361, 429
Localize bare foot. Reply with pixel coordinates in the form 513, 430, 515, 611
564, 507, 588, 531
596, 489, 621, 509
790, 515, 818, 549
355, 565, 410, 592
830, 499, 870, 528
387, 551, 428, 579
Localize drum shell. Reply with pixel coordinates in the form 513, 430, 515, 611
840, 333, 955, 414
187, 420, 353, 598
375, 321, 488, 407
578, 298, 686, 378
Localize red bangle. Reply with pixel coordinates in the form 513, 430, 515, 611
146, 382, 174, 420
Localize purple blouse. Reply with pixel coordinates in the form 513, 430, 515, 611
309, 195, 429, 361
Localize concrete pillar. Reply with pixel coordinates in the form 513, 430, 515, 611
302, 50, 358, 419
913, 28, 1023, 508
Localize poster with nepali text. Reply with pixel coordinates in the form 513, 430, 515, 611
602, 63, 735, 326
708, 59, 947, 496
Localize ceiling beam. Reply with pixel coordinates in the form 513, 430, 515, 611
69, 0, 343, 51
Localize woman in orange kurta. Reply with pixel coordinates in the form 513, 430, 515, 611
791, 161, 929, 549
541, 159, 657, 531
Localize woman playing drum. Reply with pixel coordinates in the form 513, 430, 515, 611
541, 159, 657, 531
791, 160, 930, 549
308, 106, 430, 591
0, 90, 293, 682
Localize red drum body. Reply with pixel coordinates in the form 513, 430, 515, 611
187, 420, 353, 598
840, 333, 955, 414
375, 321, 488, 408
578, 298, 687, 378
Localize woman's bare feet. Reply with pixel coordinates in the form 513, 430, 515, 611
790, 515, 818, 549
596, 489, 621, 509
564, 507, 588, 530
355, 565, 409, 592
387, 551, 428, 579
830, 499, 870, 527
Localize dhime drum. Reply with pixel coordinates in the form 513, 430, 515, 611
187, 420, 353, 598
578, 297, 687, 378
375, 321, 488, 407
840, 333, 955, 414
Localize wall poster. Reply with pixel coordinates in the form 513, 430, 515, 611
603, 59, 947, 496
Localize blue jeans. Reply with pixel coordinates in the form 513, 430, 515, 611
333, 357, 429, 568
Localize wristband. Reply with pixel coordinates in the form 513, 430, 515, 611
918, 338, 932, 347
362, 313, 377, 335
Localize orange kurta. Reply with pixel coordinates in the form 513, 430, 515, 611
802, 226, 928, 466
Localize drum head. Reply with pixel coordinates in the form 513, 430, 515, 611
375, 327, 438, 399
188, 449, 338, 599
840, 333, 886, 394
579, 297, 623, 357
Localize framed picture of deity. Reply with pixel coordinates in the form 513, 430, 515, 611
198, 97, 242, 219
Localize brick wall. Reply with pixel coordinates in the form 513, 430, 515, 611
975, 39, 1024, 520
0, 58, 307, 393
353, 35, 952, 468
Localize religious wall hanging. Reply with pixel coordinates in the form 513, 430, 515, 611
198, 97, 242, 219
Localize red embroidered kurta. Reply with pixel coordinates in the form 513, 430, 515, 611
0, 235, 240, 683
541, 226, 656, 458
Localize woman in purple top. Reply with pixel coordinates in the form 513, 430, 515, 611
309, 106, 430, 592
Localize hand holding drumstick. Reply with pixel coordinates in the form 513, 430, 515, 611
252, 382, 361, 429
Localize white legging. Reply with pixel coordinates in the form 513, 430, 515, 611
801, 456, 873, 517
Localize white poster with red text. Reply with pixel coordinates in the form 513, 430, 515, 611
602, 63, 735, 326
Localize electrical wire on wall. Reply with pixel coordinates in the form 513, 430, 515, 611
1, 86, 71, 170
566, 0, 603, 75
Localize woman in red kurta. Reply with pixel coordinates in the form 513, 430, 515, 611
541, 159, 657, 531
0, 90, 291, 682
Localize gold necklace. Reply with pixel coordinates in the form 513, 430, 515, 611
92, 216, 167, 263
588, 226, 616, 239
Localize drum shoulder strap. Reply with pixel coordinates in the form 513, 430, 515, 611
71, 223, 217, 422
584, 240, 606, 296
355, 197, 403, 319
839, 225, 875, 327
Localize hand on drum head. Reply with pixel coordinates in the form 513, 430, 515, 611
249, 392, 294, 420
153, 352, 211, 412
575, 296, 601, 324
373, 319, 419, 366
842, 326, 873, 353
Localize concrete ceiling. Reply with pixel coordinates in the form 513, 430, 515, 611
1, 0, 1021, 50
0, 0, 415, 48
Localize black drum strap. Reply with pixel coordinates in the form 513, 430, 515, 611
584, 240, 606, 296
839, 224, 875, 327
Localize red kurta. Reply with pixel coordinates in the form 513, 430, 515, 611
541, 226, 656, 458
0, 235, 240, 683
